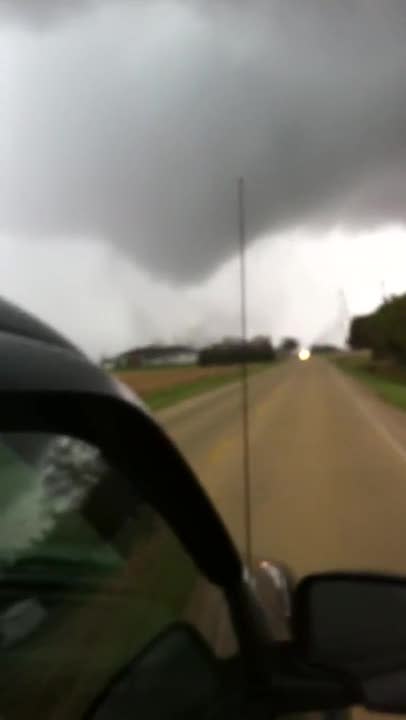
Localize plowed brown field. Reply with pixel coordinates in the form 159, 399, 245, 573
115, 365, 238, 396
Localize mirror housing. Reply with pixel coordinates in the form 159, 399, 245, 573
293, 573, 406, 713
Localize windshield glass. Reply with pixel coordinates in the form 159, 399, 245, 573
3, 0, 406, 580
4, 6, 406, 718
0, 433, 227, 720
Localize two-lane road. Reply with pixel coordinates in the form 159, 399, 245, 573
159, 358, 406, 579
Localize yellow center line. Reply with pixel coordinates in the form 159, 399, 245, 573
204, 377, 291, 469
206, 432, 239, 467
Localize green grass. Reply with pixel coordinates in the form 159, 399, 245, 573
336, 356, 406, 411
147, 363, 273, 411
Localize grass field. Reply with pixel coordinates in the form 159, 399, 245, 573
336, 355, 406, 412
116, 363, 271, 410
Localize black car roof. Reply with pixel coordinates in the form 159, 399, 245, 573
0, 297, 80, 354
0, 297, 117, 397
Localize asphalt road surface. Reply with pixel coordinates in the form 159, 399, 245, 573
159, 357, 406, 580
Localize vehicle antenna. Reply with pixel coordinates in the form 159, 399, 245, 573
238, 177, 253, 571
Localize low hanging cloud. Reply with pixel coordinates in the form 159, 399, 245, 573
1, 0, 406, 282
0, 0, 111, 24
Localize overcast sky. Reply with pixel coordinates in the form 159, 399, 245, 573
1, 1, 406, 357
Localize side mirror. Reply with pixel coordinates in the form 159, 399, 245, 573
89, 624, 221, 719
293, 573, 406, 713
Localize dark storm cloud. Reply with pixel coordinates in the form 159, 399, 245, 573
0, 0, 108, 25
1, 0, 406, 280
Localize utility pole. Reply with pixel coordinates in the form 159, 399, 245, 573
338, 288, 350, 346
238, 178, 252, 571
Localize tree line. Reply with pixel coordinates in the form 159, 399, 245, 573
104, 334, 307, 370
349, 293, 406, 364
199, 336, 275, 365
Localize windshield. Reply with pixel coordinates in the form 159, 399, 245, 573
3, 6, 406, 719
0, 432, 227, 720
3, 0, 406, 563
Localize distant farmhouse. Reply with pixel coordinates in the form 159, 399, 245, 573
102, 344, 198, 371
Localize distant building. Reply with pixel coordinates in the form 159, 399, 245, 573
102, 345, 198, 370
143, 349, 198, 367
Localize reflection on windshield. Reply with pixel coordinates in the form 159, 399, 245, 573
0, 436, 102, 563
0, 433, 199, 720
